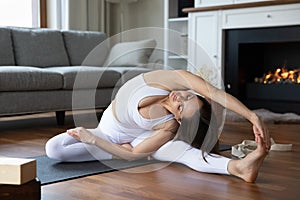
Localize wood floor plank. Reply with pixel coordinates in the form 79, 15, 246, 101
0, 113, 299, 200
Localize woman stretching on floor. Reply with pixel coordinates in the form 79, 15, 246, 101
46, 70, 270, 183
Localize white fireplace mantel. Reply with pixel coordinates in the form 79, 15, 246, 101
187, 2, 300, 88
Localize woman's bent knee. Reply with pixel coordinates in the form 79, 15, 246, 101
45, 137, 65, 161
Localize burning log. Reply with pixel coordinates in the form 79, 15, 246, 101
255, 68, 300, 84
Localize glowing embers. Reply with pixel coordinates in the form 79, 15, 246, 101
255, 68, 300, 84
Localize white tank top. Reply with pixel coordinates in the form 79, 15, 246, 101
115, 73, 174, 132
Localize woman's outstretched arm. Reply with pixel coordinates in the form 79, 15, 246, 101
144, 70, 270, 149
144, 70, 254, 119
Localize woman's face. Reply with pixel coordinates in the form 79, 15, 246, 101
168, 91, 203, 124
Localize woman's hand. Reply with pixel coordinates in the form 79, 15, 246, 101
67, 127, 96, 144
251, 114, 271, 151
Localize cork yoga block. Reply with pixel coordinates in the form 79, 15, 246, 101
0, 158, 36, 185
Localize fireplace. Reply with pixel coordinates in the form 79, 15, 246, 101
225, 26, 300, 114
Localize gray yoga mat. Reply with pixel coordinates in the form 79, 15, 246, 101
34, 155, 157, 185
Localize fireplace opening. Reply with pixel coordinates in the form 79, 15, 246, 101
225, 26, 300, 114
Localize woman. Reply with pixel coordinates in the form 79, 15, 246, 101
46, 70, 270, 183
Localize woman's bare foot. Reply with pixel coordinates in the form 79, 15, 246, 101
228, 136, 268, 182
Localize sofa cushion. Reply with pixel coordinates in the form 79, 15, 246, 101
0, 27, 15, 66
0, 67, 63, 91
46, 66, 121, 89
11, 28, 70, 67
62, 30, 108, 66
103, 39, 157, 67
108, 67, 152, 86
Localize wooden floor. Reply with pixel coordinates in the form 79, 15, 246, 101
0, 112, 299, 200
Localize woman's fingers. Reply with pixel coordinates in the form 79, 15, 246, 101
253, 123, 271, 151
259, 123, 270, 150
67, 127, 95, 144
67, 129, 80, 140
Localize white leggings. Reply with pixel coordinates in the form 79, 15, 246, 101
45, 129, 231, 175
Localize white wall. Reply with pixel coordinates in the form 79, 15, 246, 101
109, 0, 164, 36
68, 0, 88, 30
128, 0, 164, 28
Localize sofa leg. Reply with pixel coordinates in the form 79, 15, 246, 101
56, 111, 65, 126
96, 111, 103, 122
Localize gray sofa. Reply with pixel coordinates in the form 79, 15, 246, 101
0, 27, 152, 125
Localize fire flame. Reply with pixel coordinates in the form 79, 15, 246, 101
255, 68, 300, 84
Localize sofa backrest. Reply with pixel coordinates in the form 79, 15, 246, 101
0, 27, 108, 68
62, 30, 107, 66
0, 27, 15, 66
11, 27, 70, 67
